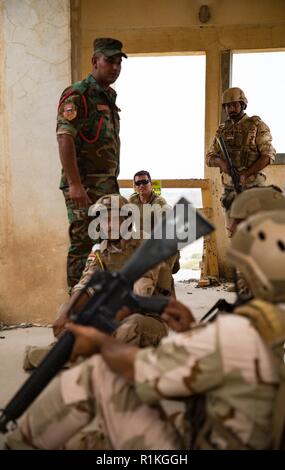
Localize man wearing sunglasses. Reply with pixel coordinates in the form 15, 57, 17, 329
129, 171, 179, 298
129, 170, 169, 227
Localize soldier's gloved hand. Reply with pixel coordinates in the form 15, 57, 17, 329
69, 183, 92, 208
161, 299, 195, 332
66, 323, 109, 362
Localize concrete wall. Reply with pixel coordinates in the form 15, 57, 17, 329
0, 0, 71, 323
76, 0, 285, 277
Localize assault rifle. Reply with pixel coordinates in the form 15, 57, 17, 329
216, 135, 243, 195
0, 197, 214, 433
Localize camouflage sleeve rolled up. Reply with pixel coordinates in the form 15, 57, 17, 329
255, 118, 276, 162
134, 321, 223, 405
56, 90, 84, 139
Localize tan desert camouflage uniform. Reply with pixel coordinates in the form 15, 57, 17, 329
72, 237, 168, 346
206, 114, 276, 215
72, 238, 139, 296
128, 190, 170, 231
129, 190, 178, 297
72, 237, 164, 300
6, 303, 284, 450
22, 236, 168, 370
57, 74, 120, 287
9, 211, 285, 450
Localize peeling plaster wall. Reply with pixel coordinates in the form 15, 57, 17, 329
0, 1, 71, 323
77, 0, 285, 278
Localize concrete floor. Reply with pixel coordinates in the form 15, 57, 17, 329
0, 281, 235, 448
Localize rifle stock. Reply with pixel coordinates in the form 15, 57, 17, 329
0, 198, 214, 433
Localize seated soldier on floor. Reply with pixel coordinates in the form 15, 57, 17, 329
129, 170, 179, 298
23, 194, 169, 370
6, 209, 285, 450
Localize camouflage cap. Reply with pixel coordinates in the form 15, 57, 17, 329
93, 37, 127, 58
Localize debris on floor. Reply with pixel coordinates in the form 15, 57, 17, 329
0, 322, 52, 331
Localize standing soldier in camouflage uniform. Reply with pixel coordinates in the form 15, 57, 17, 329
7, 210, 285, 450
57, 38, 127, 289
206, 87, 276, 236
129, 170, 179, 297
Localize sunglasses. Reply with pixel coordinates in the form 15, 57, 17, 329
134, 179, 150, 186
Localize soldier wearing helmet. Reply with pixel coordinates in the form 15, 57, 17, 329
23, 194, 168, 371
8, 209, 285, 450
228, 210, 285, 303
226, 186, 285, 299
228, 185, 285, 237
206, 86, 276, 236
51, 193, 168, 342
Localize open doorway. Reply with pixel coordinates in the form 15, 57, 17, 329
115, 54, 206, 280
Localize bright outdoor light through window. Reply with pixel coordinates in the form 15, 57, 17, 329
115, 55, 206, 179
232, 51, 285, 153
115, 55, 206, 278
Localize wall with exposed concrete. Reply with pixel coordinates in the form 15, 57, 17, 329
0, 0, 71, 323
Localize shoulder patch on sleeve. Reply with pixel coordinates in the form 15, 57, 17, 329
63, 102, 77, 121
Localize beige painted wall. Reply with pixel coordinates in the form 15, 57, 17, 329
77, 0, 285, 277
0, 0, 71, 323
